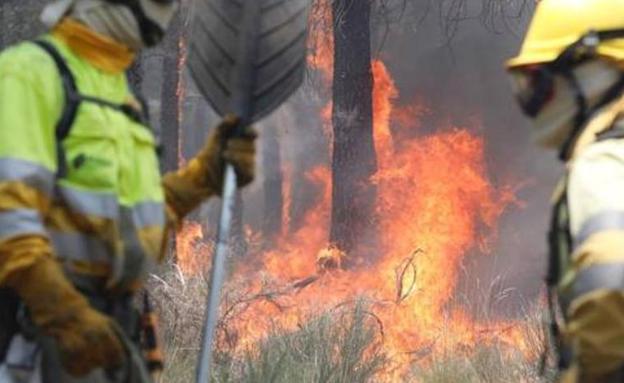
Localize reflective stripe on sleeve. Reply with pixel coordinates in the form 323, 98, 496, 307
56, 184, 118, 220
575, 211, 624, 249
47, 192, 165, 285
111, 206, 162, 287
49, 230, 112, 264
127, 201, 166, 229
0, 209, 47, 240
0, 158, 55, 195
56, 183, 165, 227
570, 263, 624, 302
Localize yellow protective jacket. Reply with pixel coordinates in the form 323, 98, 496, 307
552, 95, 624, 380
0, 20, 209, 293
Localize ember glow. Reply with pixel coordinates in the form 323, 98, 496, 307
175, 3, 530, 378
176, 221, 211, 276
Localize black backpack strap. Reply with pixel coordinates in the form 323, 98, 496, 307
0, 288, 19, 363
597, 114, 624, 141
538, 179, 573, 376
79, 93, 149, 125
33, 40, 80, 178
33, 39, 154, 178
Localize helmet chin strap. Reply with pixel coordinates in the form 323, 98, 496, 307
553, 29, 624, 160
103, 0, 169, 47
558, 70, 624, 160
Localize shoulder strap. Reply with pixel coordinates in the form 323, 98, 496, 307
33, 40, 154, 178
597, 115, 624, 141
543, 176, 574, 373
594, 95, 624, 142
33, 39, 80, 178
0, 288, 19, 363
547, 180, 572, 289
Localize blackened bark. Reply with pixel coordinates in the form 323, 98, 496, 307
330, 0, 377, 262
0, 4, 5, 50
231, 191, 246, 254
127, 55, 143, 95
2, 1, 45, 48
159, 13, 182, 173
262, 125, 284, 241
158, 10, 184, 263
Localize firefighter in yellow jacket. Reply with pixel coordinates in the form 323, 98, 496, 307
507, 0, 624, 381
0, 0, 256, 382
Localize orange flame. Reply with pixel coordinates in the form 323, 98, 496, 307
175, 221, 211, 276
175, 4, 528, 378
307, 0, 334, 85
373, 60, 399, 166
207, 63, 522, 375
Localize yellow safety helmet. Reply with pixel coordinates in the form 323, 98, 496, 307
507, 0, 624, 69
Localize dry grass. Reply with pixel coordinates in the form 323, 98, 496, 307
148, 260, 555, 383
406, 293, 555, 383
411, 345, 546, 383
226, 303, 388, 383
148, 262, 388, 383
148, 261, 207, 383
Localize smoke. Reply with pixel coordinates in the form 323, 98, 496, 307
238, 1, 559, 306
374, 2, 560, 305
0, 0, 557, 313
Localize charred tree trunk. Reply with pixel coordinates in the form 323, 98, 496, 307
127, 56, 143, 95
158, 10, 184, 263
231, 191, 246, 254
0, 4, 5, 50
330, 0, 377, 264
2, 1, 44, 48
262, 124, 284, 242
159, 13, 182, 173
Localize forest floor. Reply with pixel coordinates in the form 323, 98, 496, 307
149, 260, 556, 383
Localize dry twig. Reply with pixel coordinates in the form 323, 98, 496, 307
395, 249, 423, 304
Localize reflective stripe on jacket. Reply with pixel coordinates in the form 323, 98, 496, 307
550, 95, 624, 378
0, 35, 166, 291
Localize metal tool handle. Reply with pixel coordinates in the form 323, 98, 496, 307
197, 164, 237, 383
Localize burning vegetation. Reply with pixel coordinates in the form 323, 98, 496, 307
0, 0, 548, 382
157, 3, 545, 382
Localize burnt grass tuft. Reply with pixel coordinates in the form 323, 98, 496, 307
148, 261, 555, 383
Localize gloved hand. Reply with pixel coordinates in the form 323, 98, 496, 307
203, 114, 258, 191
163, 115, 257, 220
2, 241, 123, 377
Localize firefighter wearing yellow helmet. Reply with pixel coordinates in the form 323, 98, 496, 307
0, 0, 257, 382
508, 0, 624, 381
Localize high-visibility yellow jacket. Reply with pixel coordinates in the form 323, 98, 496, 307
551, 94, 624, 380
0, 20, 207, 293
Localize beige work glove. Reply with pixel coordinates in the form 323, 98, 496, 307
2, 236, 123, 377
163, 115, 257, 221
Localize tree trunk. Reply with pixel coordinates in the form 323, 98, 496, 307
330, 0, 377, 264
2, 1, 44, 48
127, 55, 143, 95
262, 124, 284, 242
159, 13, 182, 173
0, 4, 5, 50
158, 10, 184, 264
231, 191, 246, 254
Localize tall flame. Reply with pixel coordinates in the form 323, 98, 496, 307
174, 3, 528, 379
204, 56, 522, 376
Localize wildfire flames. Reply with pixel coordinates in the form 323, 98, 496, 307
176, 221, 211, 275
174, 3, 530, 379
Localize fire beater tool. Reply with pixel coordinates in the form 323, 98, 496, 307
187, 0, 311, 381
